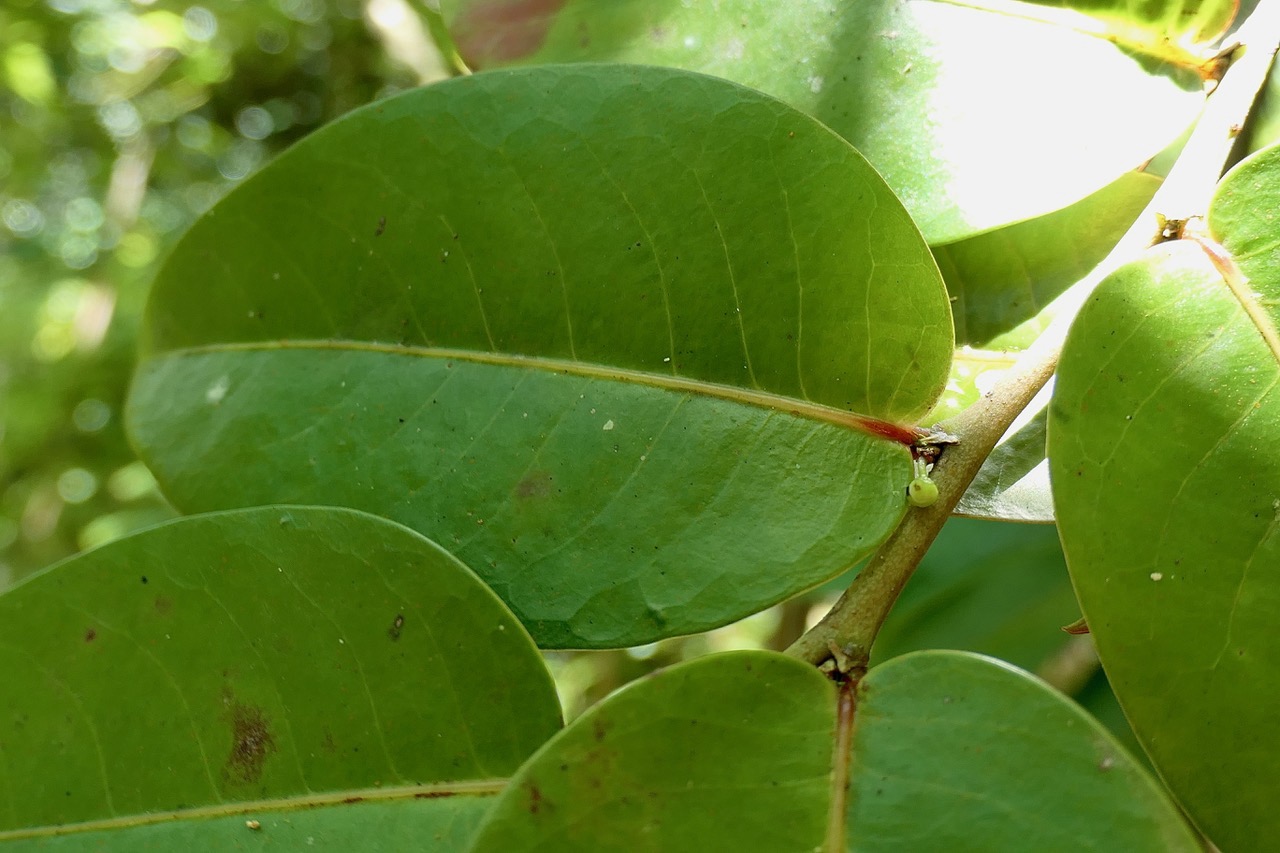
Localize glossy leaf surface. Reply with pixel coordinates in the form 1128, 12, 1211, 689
127, 65, 953, 648
468, 650, 1196, 851
0, 507, 559, 848
441, 0, 1203, 244
1050, 144, 1280, 849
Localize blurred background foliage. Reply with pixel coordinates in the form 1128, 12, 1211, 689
1, 0, 1129, 746
0, 0, 442, 584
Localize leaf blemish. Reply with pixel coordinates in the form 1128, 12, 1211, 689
224, 701, 277, 785
388, 613, 405, 641
84, 628, 96, 642
374, 215, 386, 237
528, 782, 544, 815
515, 471, 553, 499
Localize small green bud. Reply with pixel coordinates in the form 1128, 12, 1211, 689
906, 456, 939, 507
907, 475, 939, 507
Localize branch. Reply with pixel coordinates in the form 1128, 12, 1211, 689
788, 3, 1280, 673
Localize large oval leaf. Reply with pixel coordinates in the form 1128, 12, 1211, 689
126, 65, 953, 649
467, 650, 1196, 850
1050, 143, 1280, 849
440, 0, 1203, 244
0, 507, 559, 848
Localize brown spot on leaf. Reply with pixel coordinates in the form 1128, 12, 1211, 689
528, 783, 543, 814
515, 471, 553, 499
451, 0, 568, 66
388, 613, 405, 641
224, 702, 276, 784
84, 628, 96, 642
414, 790, 456, 799
374, 216, 387, 237
153, 595, 173, 615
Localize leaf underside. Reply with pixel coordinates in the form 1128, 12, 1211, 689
1050, 144, 1280, 849
127, 65, 953, 648
441, 0, 1204, 244
0, 507, 559, 849
467, 650, 1197, 851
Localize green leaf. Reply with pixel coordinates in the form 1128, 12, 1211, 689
1244, 59, 1280, 156
954, 404, 1056, 522
469, 652, 835, 852
467, 650, 1196, 851
0, 506, 559, 848
846, 651, 1196, 851
440, 0, 1203, 244
1, 799, 495, 852
932, 174, 1157, 521
126, 65, 953, 649
937, 172, 1160, 350
1050, 143, 1280, 849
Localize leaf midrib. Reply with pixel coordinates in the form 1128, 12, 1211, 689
1189, 233, 1280, 366
147, 339, 923, 445
0, 780, 507, 841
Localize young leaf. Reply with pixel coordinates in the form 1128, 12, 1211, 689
1050, 143, 1280, 849
0, 507, 559, 848
467, 650, 1197, 851
440, 0, 1203, 244
126, 65, 954, 649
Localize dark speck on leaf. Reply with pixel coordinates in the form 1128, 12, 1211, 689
528, 784, 543, 814
140, 576, 148, 584
388, 613, 405, 641
375, 216, 386, 237
84, 628, 96, 642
